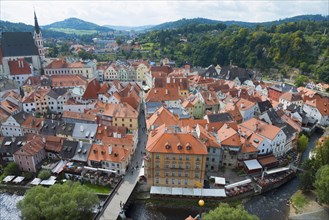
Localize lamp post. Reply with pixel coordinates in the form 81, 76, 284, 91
198, 199, 205, 220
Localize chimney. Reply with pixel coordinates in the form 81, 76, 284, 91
208, 93, 211, 100
21, 60, 24, 68
108, 146, 112, 154
238, 89, 241, 97
18, 60, 21, 68
79, 141, 83, 148
154, 89, 157, 94
166, 89, 168, 95
42, 136, 46, 143
166, 77, 170, 83
240, 103, 244, 108
205, 124, 208, 131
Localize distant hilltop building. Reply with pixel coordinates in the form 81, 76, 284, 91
0, 11, 45, 80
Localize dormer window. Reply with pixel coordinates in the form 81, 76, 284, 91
186, 143, 192, 150
177, 143, 183, 150
165, 142, 171, 149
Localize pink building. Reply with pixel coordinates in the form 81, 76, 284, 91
13, 136, 46, 173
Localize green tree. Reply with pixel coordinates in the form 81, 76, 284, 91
203, 203, 259, 220
314, 165, 329, 204
315, 139, 329, 166
18, 182, 99, 220
116, 38, 123, 46
297, 134, 309, 153
3, 162, 20, 176
38, 170, 51, 180
299, 159, 318, 191
78, 50, 94, 60
295, 75, 309, 87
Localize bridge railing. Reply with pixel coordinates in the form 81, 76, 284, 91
93, 177, 124, 220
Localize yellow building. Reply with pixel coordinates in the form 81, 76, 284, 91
135, 63, 149, 82
145, 124, 208, 188
100, 103, 139, 130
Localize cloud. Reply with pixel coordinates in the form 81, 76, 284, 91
0, 0, 328, 26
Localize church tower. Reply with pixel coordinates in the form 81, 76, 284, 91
34, 11, 45, 61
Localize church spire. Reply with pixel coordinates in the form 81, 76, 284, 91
34, 11, 40, 34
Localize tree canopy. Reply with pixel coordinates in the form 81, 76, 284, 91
38, 170, 51, 180
133, 20, 329, 82
297, 134, 309, 153
203, 203, 259, 220
3, 162, 20, 177
18, 182, 99, 220
314, 165, 329, 204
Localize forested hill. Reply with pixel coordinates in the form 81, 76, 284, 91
43, 17, 113, 32
0, 20, 68, 38
136, 19, 329, 83
148, 15, 328, 30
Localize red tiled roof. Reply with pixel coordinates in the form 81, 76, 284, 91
146, 125, 208, 155
82, 78, 101, 99
88, 144, 129, 163
146, 106, 179, 129
8, 59, 31, 75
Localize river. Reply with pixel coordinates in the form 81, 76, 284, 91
0, 131, 322, 220
126, 130, 323, 220
0, 193, 23, 220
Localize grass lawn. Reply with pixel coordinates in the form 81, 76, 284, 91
49, 28, 97, 35
84, 183, 111, 194
291, 190, 309, 213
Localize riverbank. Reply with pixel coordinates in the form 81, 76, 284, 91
289, 190, 329, 220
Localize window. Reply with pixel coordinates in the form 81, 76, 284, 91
196, 156, 200, 161
156, 154, 160, 159
172, 171, 175, 176
172, 179, 175, 184
186, 155, 190, 161
165, 161, 169, 168
172, 162, 176, 168
155, 171, 159, 176
166, 154, 170, 159
196, 163, 200, 170
166, 170, 169, 176
185, 163, 190, 169
172, 155, 176, 160
166, 178, 169, 184
178, 179, 181, 185
195, 173, 199, 178
155, 178, 159, 184
156, 162, 160, 168
178, 171, 182, 177
185, 179, 188, 185
179, 155, 182, 160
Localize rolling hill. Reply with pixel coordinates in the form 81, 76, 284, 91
43, 17, 113, 34
0, 20, 68, 38
147, 14, 328, 31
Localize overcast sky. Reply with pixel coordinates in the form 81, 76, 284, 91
1, 0, 328, 26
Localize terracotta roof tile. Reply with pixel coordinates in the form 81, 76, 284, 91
146, 106, 179, 129
88, 144, 129, 163
146, 125, 208, 155
82, 78, 101, 100
239, 118, 281, 140
8, 59, 31, 75
146, 87, 181, 102
217, 124, 241, 146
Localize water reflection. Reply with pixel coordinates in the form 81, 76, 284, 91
0, 193, 23, 220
